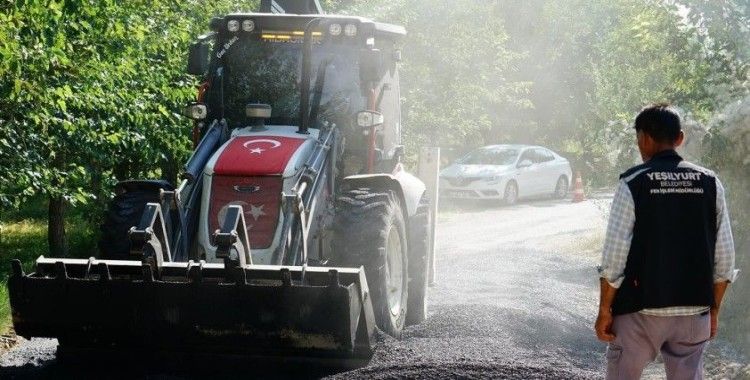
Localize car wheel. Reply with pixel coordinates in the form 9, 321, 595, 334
554, 176, 569, 199
504, 181, 518, 205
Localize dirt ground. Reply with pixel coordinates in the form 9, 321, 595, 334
2, 195, 748, 379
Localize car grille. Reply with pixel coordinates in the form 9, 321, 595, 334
441, 190, 478, 198
445, 177, 481, 187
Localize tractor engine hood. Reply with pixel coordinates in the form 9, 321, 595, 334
210, 135, 307, 177
201, 127, 318, 263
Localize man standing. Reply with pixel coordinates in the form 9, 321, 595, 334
595, 104, 738, 379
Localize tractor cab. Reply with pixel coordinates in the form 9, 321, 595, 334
188, 14, 406, 175
184, 14, 409, 264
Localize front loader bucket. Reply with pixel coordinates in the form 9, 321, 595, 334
8, 257, 376, 366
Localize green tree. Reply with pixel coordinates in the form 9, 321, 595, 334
0, 0, 258, 255
331, 0, 529, 161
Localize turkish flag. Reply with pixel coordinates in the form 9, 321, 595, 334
209, 176, 282, 250
214, 136, 306, 176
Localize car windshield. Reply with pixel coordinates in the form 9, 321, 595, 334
220, 36, 365, 128
458, 148, 519, 165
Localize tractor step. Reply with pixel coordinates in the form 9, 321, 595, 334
8, 257, 376, 363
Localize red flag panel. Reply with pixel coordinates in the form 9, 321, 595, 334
209, 176, 282, 249
214, 136, 306, 176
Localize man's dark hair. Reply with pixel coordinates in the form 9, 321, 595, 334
634, 103, 682, 143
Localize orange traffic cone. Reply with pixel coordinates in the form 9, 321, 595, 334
572, 171, 585, 203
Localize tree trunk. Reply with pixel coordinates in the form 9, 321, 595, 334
162, 153, 178, 186
48, 195, 68, 257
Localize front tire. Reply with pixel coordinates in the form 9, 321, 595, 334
504, 181, 518, 205
98, 181, 172, 260
554, 176, 569, 199
332, 188, 409, 337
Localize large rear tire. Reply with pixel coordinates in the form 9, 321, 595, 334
332, 188, 409, 337
98, 182, 171, 260
406, 194, 431, 326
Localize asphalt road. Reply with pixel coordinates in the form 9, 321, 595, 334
2, 195, 747, 379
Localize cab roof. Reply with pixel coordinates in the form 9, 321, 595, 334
217, 13, 406, 41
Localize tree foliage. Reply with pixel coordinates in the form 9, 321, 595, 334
332, 0, 748, 175
332, 0, 530, 161
0, 0, 259, 211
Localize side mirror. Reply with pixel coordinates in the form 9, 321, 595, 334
184, 102, 207, 120
356, 110, 384, 129
187, 42, 209, 76
517, 159, 533, 168
359, 48, 382, 83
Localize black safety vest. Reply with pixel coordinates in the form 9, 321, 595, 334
611, 150, 717, 316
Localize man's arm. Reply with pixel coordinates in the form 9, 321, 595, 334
596, 278, 618, 342
595, 179, 635, 342
710, 281, 729, 338
711, 178, 738, 338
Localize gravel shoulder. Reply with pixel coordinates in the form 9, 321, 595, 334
331, 195, 749, 379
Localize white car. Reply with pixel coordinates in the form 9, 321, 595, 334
439, 144, 573, 205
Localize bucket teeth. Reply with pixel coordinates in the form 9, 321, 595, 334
234, 267, 247, 285
280, 268, 292, 286
11, 259, 24, 278
98, 263, 111, 282
188, 261, 204, 284
328, 269, 340, 288
142, 264, 155, 282
55, 261, 67, 281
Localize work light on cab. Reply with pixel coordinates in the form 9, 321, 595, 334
242, 19, 255, 32
227, 19, 240, 32
184, 102, 207, 120
328, 23, 342, 36
344, 24, 358, 37
246, 103, 271, 119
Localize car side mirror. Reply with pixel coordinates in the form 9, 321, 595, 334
359, 48, 382, 83
187, 42, 209, 76
517, 159, 533, 168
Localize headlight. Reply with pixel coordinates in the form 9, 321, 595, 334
344, 24, 357, 37
328, 23, 342, 36
242, 19, 255, 32
227, 20, 240, 32
482, 175, 504, 182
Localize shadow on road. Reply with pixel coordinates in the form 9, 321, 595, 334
440, 197, 578, 213
0, 349, 356, 379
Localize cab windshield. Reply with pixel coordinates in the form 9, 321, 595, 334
219, 36, 365, 128
459, 148, 520, 165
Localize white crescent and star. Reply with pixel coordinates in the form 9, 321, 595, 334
247, 204, 266, 221
243, 139, 282, 155
218, 202, 267, 226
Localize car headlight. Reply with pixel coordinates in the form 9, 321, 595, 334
482, 175, 505, 182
